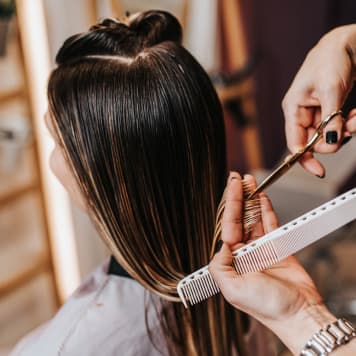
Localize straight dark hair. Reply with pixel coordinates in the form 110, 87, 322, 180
48, 11, 247, 356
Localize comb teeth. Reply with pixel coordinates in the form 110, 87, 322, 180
178, 241, 279, 307
232, 240, 278, 274
177, 266, 219, 308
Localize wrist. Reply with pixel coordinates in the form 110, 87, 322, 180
264, 303, 337, 355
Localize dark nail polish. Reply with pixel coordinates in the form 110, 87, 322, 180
316, 174, 325, 179
214, 240, 224, 254
341, 136, 352, 146
326, 131, 338, 144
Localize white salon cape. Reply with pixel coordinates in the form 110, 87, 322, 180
10, 258, 271, 356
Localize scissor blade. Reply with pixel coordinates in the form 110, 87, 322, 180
247, 152, 304, 199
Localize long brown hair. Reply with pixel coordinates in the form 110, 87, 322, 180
48, 11, 247, 356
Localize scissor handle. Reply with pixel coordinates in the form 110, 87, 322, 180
316, 110, 343, 133
303, 110, 343, 152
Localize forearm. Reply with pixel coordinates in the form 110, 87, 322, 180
332, 339, 356, 356
263, 304, 356, 355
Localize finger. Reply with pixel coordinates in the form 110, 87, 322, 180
299, 128, 325, 178
308, 119, 345, 158
221, 172, 244, 246
284, 106, 313, 154
323, 115, 343, 148
298, 152, 325, 178
244, 174, 264, 240
319, 89, 344, 147
242, 173, 256, 196
345, 109, 356, 133
346, 108, 356, 120
209, 243, 245, 307
210, 241, 244, 269
314, 133, 354, 156
284, 106, 325, 176
209, 242, 244, 284
209, 242, 245, 295
298, 126, 326, 177
260, 193, 279, 233
338, 130, 352, 147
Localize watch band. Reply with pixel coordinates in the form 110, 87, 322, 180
300, 318, 356, 356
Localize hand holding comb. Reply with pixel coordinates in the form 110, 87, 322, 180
178, 110, 354, 308
178, 187, 356, 307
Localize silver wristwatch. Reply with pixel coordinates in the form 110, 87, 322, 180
300, 318, 356, 356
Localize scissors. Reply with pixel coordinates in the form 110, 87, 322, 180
247, 110, 344, 200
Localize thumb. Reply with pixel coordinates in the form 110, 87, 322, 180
345, 108, 356, 133
210, 241, 233, 270
320, 90, 344, 147
209, 242, 244, 288
209, 242, 247, 307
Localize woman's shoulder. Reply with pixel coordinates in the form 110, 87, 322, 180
10, 260, 163, 356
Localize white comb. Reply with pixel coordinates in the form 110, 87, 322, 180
177, 188, 356, 307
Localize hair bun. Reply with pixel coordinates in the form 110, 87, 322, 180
129, 10, 182, 47
56, 11, 182, 64
90, 18, 131, 35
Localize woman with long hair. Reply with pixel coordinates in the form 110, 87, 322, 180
11, 11, 269, 356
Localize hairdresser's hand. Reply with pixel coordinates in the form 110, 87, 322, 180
282, 24, 356, 178
209, 172, 337, 354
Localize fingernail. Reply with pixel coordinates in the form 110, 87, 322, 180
229, 172, 238, 182
316, 174, 325, 179
214, 240, 224, 254
341, 136, 352, 146
326, 131, 338, 144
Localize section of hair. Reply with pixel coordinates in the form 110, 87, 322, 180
48, 10, 247, 356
